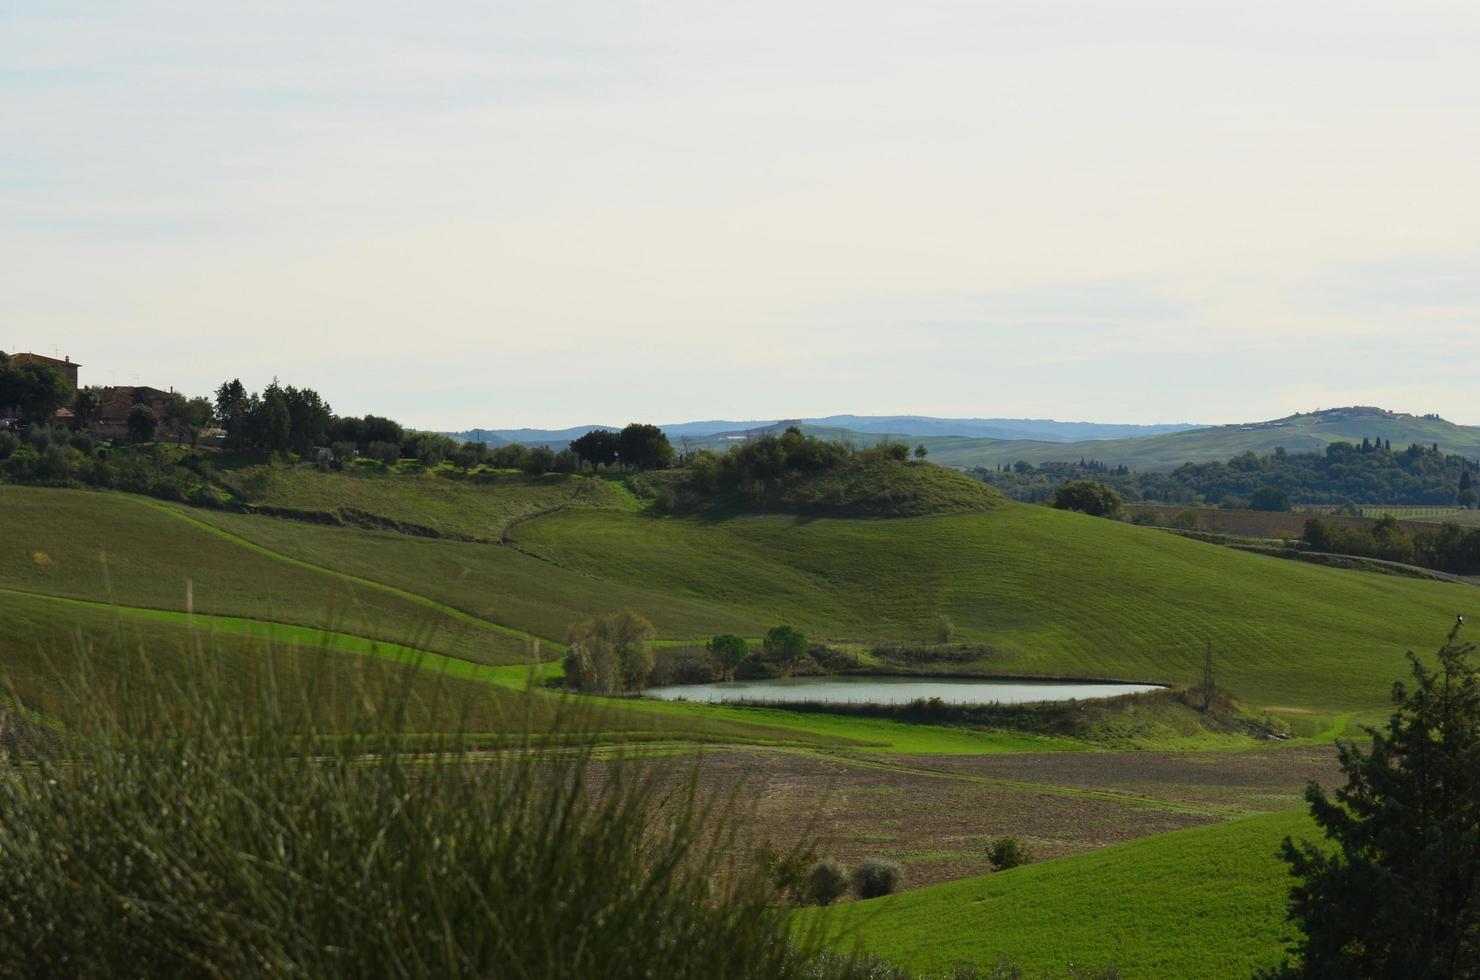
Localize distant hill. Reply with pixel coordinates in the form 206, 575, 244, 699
907, 408, 1480, 472
443, 416, 1201, 448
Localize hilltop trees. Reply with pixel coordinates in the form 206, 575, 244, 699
618, 423, 674, 471
126, 404, 158, 444
570, 429, 621, 469
0, 355, 70, 425
214, 378, 332, 455
1273, 623, 1480, 977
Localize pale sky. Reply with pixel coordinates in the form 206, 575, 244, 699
3, 1, 1478, 429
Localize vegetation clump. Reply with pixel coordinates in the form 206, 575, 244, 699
805, 858, 852, 907
988, 837, 1033, 871
1052, 480, 1123, 518
638, 428, 1003, 517
852, 858, 903, 899
562, 611, 658, 693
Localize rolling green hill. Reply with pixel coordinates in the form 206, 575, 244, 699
8, 474, 1468, 724
812, 408, 1480, 472
802, 808, 1317, 978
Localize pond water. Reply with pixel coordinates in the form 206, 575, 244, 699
642, 675, 1162, 706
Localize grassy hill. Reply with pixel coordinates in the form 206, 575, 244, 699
802, 808, 1316, 978
836, 408, 1480, 472
8, 477, 1466, 725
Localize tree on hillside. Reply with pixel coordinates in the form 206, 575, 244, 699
763, 626, 809, 676
618, 423, 674, 471
914, 444, 928, 459
570, 429, 620, 470
214, 379, 251, 436
126, 404, 158, 444
1251, 486, 1292, 512
1270, 622, 1480, 978
1052, 480, 1123, 518
706, 634, 750, 682
163, 394, 215, 447
282, 385, 332, 453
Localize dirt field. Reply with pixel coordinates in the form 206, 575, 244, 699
649, 744, 1342, 891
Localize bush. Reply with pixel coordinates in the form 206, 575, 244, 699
0, 430, 17, 460
25, 424, 50, 450
987, 836, 1032, 871
851, 858, 902, 899
69, 431, 96, 455
804, 859, 850, 906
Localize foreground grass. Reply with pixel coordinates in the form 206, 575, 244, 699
803, 808, 1317, 978
0, 648, 862, 979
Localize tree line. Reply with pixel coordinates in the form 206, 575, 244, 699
1302, 514, 1480, 576
977, 440, 1479, 508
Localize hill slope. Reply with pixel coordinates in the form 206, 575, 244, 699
882, 408, 1480, 472
802, 808, 1316, 978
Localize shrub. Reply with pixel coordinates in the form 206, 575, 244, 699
0, 430, 17, 460
25, 424, 50, 450
936, 614, 955, 644
851, 858, 902, 899
69, 431, 96, 455
804, 859, 850, 906
33, 443, 72, 481
987, 836, 1032, 871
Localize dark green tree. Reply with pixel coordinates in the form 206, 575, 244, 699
70, 386, 103, 430
706, 634, 750, 682
1251, 486, 1292, 512
913, 444, 928, 459
570, 429, 620, 470
1052, 480, 1123, 517
763, 626, 809, 676
260, 383, 292, 452
214, 379, 251, 437
1272, 622, 1480, 978
617, 423, 674, 471
0, 358, 70, 425
126, 404, 158, 444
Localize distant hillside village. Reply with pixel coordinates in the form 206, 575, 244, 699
0, 350, 222, 445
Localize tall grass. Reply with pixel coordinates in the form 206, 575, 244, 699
0, 637, 854, 978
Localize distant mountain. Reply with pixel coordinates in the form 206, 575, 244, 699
443, 415, 1202, 448
912, 408, 1480, 472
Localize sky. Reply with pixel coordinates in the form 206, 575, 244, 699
3, 0, 1479, 430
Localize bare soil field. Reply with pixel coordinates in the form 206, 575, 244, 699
647, 744, 1342, 892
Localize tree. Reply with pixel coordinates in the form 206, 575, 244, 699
1052, 480, 1123, 518
565, 612, 657, 694
914, 444, 928, 459
1251, 485, 1292, 512
763, 626, 808, 676
214, 379, 250, 437
570, 429, 621, 470
0, 358, 70, 425
282, 385, 332, 454
1198, 640, 1216, 712
70, 386, 103, 431
162, 394, 215, 447
618, 423, 674, 471
1273, 623, 1480, 977
260, 383, 292, 453
706, 634, 750, 682
126, 404, 158, 444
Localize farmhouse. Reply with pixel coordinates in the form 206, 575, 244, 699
1, 351, 83, 427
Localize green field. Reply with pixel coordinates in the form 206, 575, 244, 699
804, 808, 1318, 978
7, 483, 1475, 727
222, 462, 624, 539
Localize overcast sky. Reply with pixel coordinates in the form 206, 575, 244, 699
3, 1, 1478, 429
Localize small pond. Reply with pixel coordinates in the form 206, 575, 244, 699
642, 675, 1162, 706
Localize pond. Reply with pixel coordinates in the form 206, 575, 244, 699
642, 675, 1162, 706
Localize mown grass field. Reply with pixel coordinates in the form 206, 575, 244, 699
225, 463, 623, 539
8, 482, 1474, 729
802, 808, 1319, 978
